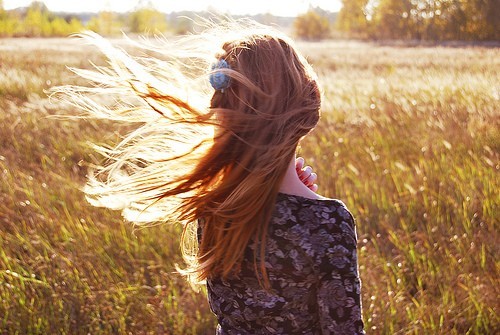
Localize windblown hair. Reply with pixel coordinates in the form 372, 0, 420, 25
53, 20, 321, 286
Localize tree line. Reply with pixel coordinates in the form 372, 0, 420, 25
0, 1, 83, 37
337, 0, 499, 41
0, 1, 187, 37
0, 1, 310, 38
1, 1, 497, 41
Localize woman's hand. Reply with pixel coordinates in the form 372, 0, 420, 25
296, 157, 318, 192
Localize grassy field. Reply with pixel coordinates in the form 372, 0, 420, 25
0, 37, 498, 334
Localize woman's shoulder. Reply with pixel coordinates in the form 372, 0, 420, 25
276, 192, 350, 210
275, 192, 355, 226
271, 193, 358, 267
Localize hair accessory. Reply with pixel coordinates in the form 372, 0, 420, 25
209, 59, 231, 92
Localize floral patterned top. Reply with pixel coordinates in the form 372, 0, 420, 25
204, 192, 365, 334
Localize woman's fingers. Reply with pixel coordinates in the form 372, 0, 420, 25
298, 166, 313, 181
295, 157, 305, 172
296, 157, 319, 191
297, 166, 313, 182
304, 172, 317, 186
300, 168, 318, 190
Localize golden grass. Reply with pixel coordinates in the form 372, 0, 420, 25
0, 38, 498, 334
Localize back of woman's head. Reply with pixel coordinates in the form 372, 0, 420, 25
213, 32, 320, 149
205, 31, 321, 203
53, 20, 322, 286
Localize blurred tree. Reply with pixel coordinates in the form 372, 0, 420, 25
0, 1, 83, 37
87, 11, 122, 36
50, 16, 67, 36
339, 0, 499, 41
293, 9, 331, 40
129, 7, 167, 35
50, 16, 83, 36
459, 0, 499, 40
409, 0, 500, 40
337, 0, 369, 36
28, 1, 49, 13
438, 0, 467, 40
68, 17, 84, 35
372, 0, 413, 39
485, 0, 500, 40
0, 0, 18, 37
22, 2, 51, 37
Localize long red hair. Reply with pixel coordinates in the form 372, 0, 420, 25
53, 21, 321, 286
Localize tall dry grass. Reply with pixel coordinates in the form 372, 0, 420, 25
300, 40, 499, 334
0, 38, 498, 334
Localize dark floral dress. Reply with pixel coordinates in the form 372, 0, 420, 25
204, 193, 365, 334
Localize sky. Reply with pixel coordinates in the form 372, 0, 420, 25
3, 0, 342, 16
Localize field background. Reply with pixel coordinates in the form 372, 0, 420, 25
0, 37, 498, 334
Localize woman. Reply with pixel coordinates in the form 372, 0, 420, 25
56, 21, 364, 334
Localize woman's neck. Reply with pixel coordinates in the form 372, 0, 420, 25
278, 154, 323, 200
